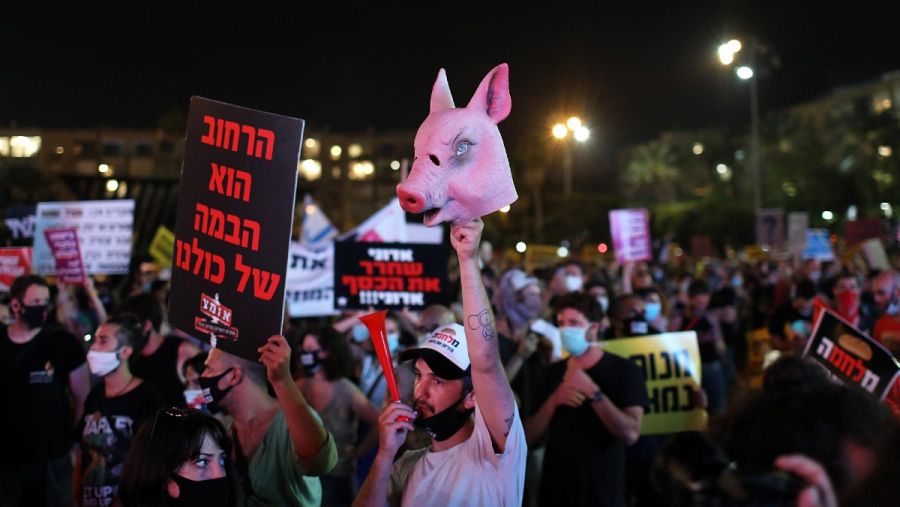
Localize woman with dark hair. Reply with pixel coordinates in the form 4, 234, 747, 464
73, 313, 164, 506
296, 326, 379, 507
118, 407, 234, 506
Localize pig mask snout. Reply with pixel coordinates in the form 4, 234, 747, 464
397, 184, 427, 213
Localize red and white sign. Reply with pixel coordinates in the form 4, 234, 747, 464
0, 247, 32, 291
609, 208, 652, 263
43, 227, 85, 284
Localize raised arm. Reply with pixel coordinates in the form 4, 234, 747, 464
259, 335, 332, 461
451, 219, 518, 451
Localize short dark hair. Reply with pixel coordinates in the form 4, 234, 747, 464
118, 408, 235, 507
688, 279, 710, 298
302, 326, 352, 381
182, 352, 208, 379
553, 292, 604, 322
117, 293, 163, 333
795, 279, 817, 300
9, 274, 49, 302
105, 313, 147, 369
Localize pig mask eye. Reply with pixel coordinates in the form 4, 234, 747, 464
455, 141, 470, 156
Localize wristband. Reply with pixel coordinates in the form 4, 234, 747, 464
591, 390, 605, 403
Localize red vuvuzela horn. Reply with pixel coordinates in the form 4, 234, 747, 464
358, 310, 409, 421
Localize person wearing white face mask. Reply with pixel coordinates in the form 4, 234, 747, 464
525, 293, 649, 507
73, 313, 164, 506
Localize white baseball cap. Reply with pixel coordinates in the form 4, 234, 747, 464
399, 323, 470, 379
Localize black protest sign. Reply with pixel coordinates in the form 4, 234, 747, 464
803, 307, 900, 400
334, 242, 448, 310
3, 204, 36, 246
168, 97, 303, 361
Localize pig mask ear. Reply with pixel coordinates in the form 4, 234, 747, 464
466, 63, 511, 124
430, 68, 455, 113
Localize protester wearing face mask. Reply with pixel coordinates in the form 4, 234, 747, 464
118, 407, 236, 506
636, 287, 667, 333
831, 272, 868, 332
0, 274, 91, 506
611, 294, 660, 339
199, 333, 337, 505
525, 292, 649, 507
354, 220, 526, 507
873, 270, 900, 351
295, 327, 379, 507
73, 313, 164, 506
768, 279, 818, 355
181, 353, 209, 411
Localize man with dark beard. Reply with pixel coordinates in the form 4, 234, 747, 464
353, 220, 526, 507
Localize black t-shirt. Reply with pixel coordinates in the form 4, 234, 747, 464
678, 312, 720, 363
76, 380, 163, 506
0, 324, 86, 465
132, 334, 187, 408
537, 352, 650, 507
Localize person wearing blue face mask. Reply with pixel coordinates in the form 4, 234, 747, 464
295, 327, 380, 507
525, 293, 649, 507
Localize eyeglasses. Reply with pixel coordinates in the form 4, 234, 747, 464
148, 406, 191, 440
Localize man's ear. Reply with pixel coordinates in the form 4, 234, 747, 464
119, 345, 134, 361
228, 367, 243, 388
463, 390, 477, 410
143, 320, 154, 335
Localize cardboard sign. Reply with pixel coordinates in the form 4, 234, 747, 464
168, 97, 303, 360
803, 308, 900, 400
285, 242, 338, 317
801, 229, 834, 261
3, 205, 36, 246
43, 227, 85, 284
334, 242, 447, 310
600, 332, 708, 435
149, 225, 175, 268
33, 200, 134, 275
0, 247, 32, 292
609, 208, 652, 262
755, 208, 784, 247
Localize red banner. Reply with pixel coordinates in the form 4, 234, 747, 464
0, 247, 32, 291
43, 227, 85, 284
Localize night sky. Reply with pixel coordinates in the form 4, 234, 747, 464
3, 3, 899, 154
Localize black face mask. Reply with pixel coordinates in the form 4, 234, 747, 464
199, 368, 235, 413
169, 475, 229, 506
18, 303, 48, 329
299, 352, 322, 376
414, 393, 474, 441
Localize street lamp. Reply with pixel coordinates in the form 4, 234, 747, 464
718, 38, 762, 213
551, 116, 590, 197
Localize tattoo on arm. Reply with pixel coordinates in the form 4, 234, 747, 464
467, 309, 496, 342
503, 412, 515, 437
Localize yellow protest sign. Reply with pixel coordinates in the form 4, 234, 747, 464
600, 332, 708, 435
148, 225, 175, 268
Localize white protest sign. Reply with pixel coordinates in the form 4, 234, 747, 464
33, 200, 134, 275
285, 242, 338, 317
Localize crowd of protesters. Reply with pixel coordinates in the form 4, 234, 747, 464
3, 227, 900, 506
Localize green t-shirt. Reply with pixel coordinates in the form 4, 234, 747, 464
238, 409, 338, 506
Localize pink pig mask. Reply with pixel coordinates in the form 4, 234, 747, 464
397, 63, 518, 226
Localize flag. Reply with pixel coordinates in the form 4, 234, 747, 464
338, 198, 408, 243
300, 194, 337, 249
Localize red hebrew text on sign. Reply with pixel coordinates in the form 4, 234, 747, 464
200, 115, 275, 160
175, 238, 226, 284
193, 203, 261, 251
209, 163, 253, 202
235, 253, 281, 301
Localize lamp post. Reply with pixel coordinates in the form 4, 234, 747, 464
552, 116, 589, 197
719, 39, 762, 212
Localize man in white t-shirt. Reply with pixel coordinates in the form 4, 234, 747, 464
353, 219, 526, 507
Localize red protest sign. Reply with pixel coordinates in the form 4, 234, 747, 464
0, 247, 32, 291
43, 227, 85, 284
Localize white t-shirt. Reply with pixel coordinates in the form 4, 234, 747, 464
390, 403, 526, 507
